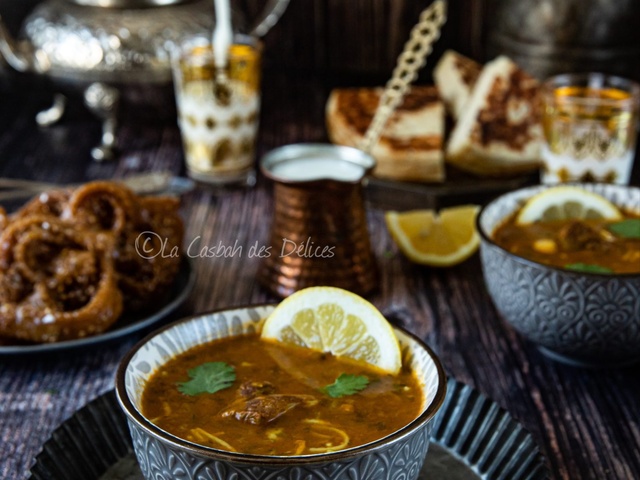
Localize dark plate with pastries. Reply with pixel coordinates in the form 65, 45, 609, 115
0, 180, 195, 355
0, 257, 194, 355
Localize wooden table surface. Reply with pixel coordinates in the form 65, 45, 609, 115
0, 71, 639, 480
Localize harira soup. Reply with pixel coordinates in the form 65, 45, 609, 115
140, 333, 424, 456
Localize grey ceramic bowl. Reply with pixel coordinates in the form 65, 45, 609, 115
478, 183, 640, 367
115, 305, 447, 480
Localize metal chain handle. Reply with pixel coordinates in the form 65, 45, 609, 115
360, 0, 447, 154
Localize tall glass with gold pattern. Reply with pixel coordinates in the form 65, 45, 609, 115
173, 36, 261, 186
541, 73, 640, 184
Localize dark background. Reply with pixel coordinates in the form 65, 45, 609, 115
2, 0, 639, 85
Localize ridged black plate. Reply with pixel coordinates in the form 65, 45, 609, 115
29, 379, 549, 480
429, 379, 549, 479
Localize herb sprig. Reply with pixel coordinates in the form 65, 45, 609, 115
565, 263, 613, 274
322, 374, 369, 398
607, 219, 640, 239
177, 362, 236, 396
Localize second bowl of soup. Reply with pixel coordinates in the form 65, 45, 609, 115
115, 304, 446, 479
478, 183, 640, 366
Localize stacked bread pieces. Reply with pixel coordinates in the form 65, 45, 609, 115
326, 50, 543, 182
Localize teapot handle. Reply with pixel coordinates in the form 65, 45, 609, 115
249, 0, 290, 37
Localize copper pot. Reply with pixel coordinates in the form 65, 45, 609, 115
258, 144, 378, 298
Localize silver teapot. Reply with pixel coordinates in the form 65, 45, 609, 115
0, 0, 289, 160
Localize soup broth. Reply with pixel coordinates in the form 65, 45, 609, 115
141, 333, 423, 456
492, 211, 640, 274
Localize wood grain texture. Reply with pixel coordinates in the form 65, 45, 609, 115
249, 0, 488, 83
0, 68, 638, 480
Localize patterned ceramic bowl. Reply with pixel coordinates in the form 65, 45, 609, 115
478, 183, 640, 367
115, 305, 447, 480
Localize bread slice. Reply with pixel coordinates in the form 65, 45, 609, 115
433, 49, 482, 120
326, 86, 445, 183
445, 56, 543, 177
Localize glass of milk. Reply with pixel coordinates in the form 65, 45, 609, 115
172, 36, 261, 187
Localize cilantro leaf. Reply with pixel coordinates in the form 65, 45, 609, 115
565, 263, 613, 274
322, 374, 369, 398
607, 219, 640, 239
177, 362, 236, 396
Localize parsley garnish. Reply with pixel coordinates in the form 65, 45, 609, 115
607, 219, 640, 239
322, 374, 369, 398
565, 263, 613, 274
177, 362, 236, 396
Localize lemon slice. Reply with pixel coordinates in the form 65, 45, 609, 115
516, 186, 622, 225
261, 286, 401, 374
385, 205, 481, 267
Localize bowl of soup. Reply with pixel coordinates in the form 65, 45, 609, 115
478, 183, 640, 367
115, 304, 446, 480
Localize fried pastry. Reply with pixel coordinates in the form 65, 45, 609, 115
0, 181, 183, 343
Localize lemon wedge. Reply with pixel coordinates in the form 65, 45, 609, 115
385, 205, 481, 267
261, 286, 401, 374
516, 186, 622, 225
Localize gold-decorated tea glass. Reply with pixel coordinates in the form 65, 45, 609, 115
541, 73, 640, 184
172, 36, 261, 186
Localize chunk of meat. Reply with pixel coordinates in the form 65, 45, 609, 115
220, 394, 318, 425
557, 221, 615, 253
238, 381, 275, 399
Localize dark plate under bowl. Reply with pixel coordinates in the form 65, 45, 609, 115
29, 378, 549, 480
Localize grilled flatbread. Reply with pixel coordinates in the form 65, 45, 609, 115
326, 86, 445, 183
445, 56, 543, 176
433, 49, 482, 120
